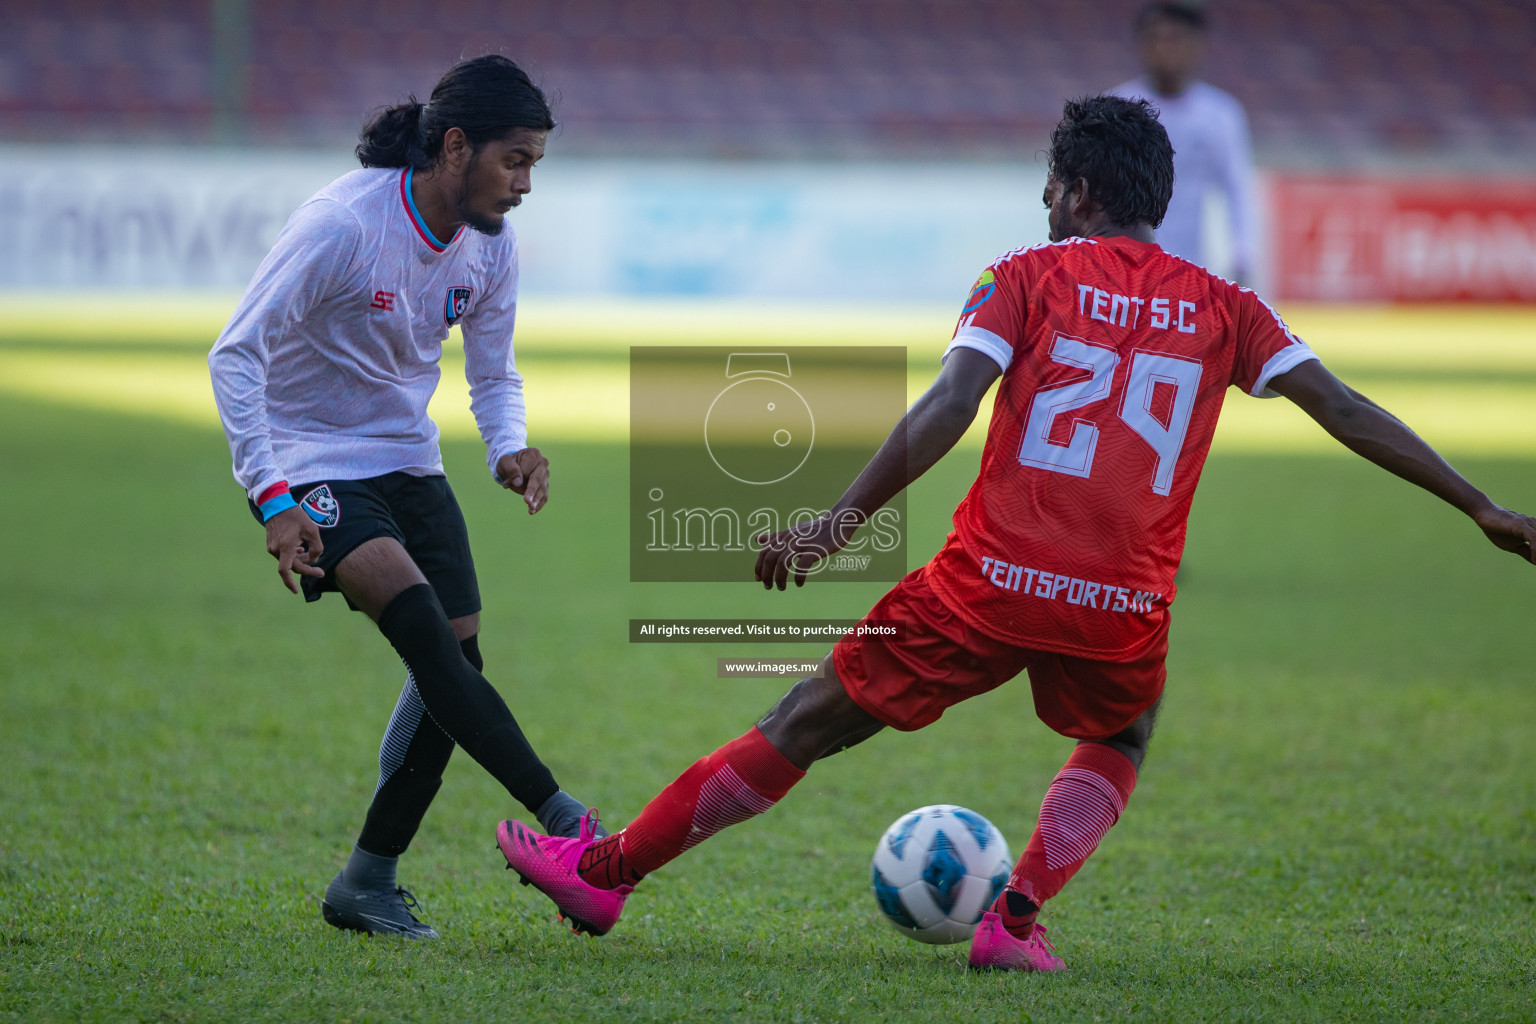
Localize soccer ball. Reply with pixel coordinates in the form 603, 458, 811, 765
870, 804, 1012, 944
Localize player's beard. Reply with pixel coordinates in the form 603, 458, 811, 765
455, 192, 506, 237
454, 156, 507, 237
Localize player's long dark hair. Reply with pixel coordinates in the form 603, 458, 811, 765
1135, 1, 1207, 33
356, 55, 555, 169
1049, 95, 1175, 229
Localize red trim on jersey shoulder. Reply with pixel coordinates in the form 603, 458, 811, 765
399, 168, 462, 253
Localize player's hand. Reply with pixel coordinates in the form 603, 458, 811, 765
1472, 503, 1536, 564
264, 505, 324, 594
755, 512, 857, 591
498, 448, 549, 514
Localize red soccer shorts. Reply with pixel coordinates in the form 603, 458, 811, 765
832, 566, 1167, 740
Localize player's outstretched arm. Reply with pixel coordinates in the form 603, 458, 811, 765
755, 348, 1003, 589
1270, 359, 1536, 564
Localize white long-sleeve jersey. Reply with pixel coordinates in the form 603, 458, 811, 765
209, 166, 528, 503
1111, 77, 1257, 279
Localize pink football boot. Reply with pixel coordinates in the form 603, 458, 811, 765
496, 809, 633, 936
967, 912, 1067, 972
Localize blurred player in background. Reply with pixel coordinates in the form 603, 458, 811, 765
209, 55, 600, 940
1113, 1, 1257, 283
495, 95, 1536, 970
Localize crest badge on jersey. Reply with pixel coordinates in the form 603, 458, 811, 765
300, 485, 340, 528
961, 269, 995, 315
444, 286, 474, 327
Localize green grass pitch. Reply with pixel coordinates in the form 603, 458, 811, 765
2, 351, 1535, 1021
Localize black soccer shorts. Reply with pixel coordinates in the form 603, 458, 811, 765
247, 472, 482, 619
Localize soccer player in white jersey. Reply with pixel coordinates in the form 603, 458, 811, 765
1113, 2, 1257, 283
209, 55, 600, 939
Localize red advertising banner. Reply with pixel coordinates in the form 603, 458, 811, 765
1272, 177, 1536, 302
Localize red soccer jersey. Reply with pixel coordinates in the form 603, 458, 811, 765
924, 236, 1317, 660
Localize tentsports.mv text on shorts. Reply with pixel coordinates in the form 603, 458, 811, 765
832, 566, 1167, 740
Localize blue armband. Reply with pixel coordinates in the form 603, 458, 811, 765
257, 482, 297, 522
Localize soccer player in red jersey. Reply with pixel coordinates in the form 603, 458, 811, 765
499, 96, 1536, 967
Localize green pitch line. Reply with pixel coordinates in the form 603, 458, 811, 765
0, 293, 958, 352
2, 293, 1534, 363
2, 346, 1535, 454
1, 297, 1535, 453
1, 395, 1532, 1022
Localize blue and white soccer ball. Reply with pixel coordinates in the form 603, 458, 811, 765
870, 804, 1012, 944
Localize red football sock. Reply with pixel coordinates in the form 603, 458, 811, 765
994, 742, 1137, 935
578, 727, 806, 889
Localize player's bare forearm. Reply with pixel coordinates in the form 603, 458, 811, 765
1271, 360, 1485, 512
1271, 359, 1536, 563
754, 348, 1000, 589
827, 389, 973, 525
829, 348, 1002, 529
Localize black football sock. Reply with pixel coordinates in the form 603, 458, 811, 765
376, 584, 560, 815
357, 635, 483, 857
340, 844, 398, 891
536, 790, 609, 839
458, 633, 483, 673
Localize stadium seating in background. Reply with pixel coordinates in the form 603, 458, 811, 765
1, 0, 1532, 166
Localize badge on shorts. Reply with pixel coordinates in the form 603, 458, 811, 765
444, 285, 473, 327
300, 485, 340, 528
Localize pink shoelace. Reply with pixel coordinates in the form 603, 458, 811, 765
542, 809, 602, 876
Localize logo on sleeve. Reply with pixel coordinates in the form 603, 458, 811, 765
444, 286, 474, 327
299, 485, 340, 528
961, 270, 995, 315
